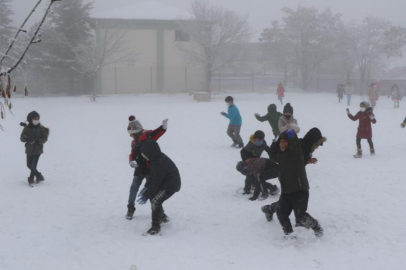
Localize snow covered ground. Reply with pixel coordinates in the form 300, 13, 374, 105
1, 92, 405, 270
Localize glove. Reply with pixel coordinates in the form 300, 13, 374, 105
137, 196, 148, 205
369, 113, 375, 120
346, 108, 350, 115
162, 119, 168, 130
401, 122, 405, 128
254, 113, 259, 117
138, 186, 147, 197
285, 129, 296, 139
129, 161, 138, 168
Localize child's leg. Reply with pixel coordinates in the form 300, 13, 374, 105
127, 175, 145, 209
150, 190, 174, 227
243, 176, 253, 193
356, 137, 362, 149
367, 139, 374, 149
276, 194, 294, 235
226, 125, 237, 143
27, 154, 41, 178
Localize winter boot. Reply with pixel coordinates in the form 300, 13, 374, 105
161, 213, 170, 224
36, 173, 45, 183
312, 220, 324, 238
146, 225, 161, 235
242, 187, 251, 195
259, 191, 269, 201
354, 149, 362, 158
235, 143, 244, 149
126, 207, 135, 220
231, 142, 237, 147
269, 185, 280, 196
370, 148, 375, 156
27, 176, 34, 186
261, 205, 275, 222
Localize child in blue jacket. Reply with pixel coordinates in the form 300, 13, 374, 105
221, 96, 244, 148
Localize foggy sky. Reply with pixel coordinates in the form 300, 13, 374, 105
10, 0, 406, 38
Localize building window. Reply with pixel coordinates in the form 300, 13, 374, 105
175, 30, 190, 42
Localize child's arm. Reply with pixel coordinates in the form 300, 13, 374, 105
254, 113, 268, 122
348, 111, 360, 121
142, 160, 168, 199
37, 127, 49, 144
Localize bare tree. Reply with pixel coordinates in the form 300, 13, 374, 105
347, 16, 406, 94
0, 0, 61, 130
75, 29, 135, 101
177, 0, 252, 94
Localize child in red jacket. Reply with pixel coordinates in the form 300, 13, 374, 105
347, 101, 377, 158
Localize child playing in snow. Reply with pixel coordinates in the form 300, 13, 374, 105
236, 157, 279, 201
388, 84, 402, 109
254, 104, 283, 139
137, 139, 181, 235
221, 96, 244, 148
336, 84, 345, 103
278, 103, 300, 134
368, 83, 379, 108
20, 111, 49, 186
126, 116, 168, 220
347, 101, 377, 158
276, 82, 285, 105
261, 129, 323, 238
240, 130, 279, 196
345, 82, 355, 106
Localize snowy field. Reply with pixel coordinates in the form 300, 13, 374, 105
1, 92, 405, 270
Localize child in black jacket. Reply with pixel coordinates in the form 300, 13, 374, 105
137, 139, 181, 235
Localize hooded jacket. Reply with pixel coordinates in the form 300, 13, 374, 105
20, 113, 49, 156
348, 103, 376, 139
300, 128, 326, 165
269, 131, 309, 194
277, 83, 285, 98
255, 104, 283, 136
140, 140, 181, 199
240, 135, 270, 161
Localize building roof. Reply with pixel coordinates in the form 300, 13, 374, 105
92, 1, 190, 21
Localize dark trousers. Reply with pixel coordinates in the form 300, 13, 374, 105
276, 190, 318, 235
356, 137, 374, 150
27, 154, 41, 178
150, 190, 174, 227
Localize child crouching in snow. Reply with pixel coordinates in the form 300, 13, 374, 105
236, 158, 279, 201
20, 111, 49, 186
137, 139, 181, 235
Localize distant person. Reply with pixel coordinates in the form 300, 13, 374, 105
278, 103, 300, 134
20, 111, 49, 187
221, 96, 244, 148
345, 82, 355, 106
254, 104, 283, 139
388, 84, 402, 109
336, 84, 345, 103
401, 117, 406, 128
368, 83, 379, 108
276, 82, 285, 105
347, 101, 377, 158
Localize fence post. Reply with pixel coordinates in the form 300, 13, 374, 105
219, 70, 221, 93
150, 66, 153, 93
185, 66, 188, 93
252, 71, 255, 93
114, 67, 118, 94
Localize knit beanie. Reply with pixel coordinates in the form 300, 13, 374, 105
127, 115, 143, 134
27, 111, 40, 123
283, 103, 293, 114
254, 130, 265, 139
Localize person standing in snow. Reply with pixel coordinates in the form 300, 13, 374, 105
336, 84, 345, 103
137, 139, 181, 235
126, 116, 168, 220
261, 128, 326, 228
388, 84, 402, 109
254, 104, 283, 139
276, 82, 285, 105
278, 103, 300, 134
260, 129, 323, 238
221, 96, 244, 148
368, 83, 379, 108
345, 82, 355, 106
347, 101, 376, 158
239, 130, 279, 197
20, 111, 49, 186
236, 157, 279, 201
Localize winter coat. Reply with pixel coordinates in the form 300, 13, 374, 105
300, 128, 326, 165
129, 125, 166, 177
224, 104, 242, 125
345, 84, 355, 95
20, 124, 49, 155
368, 86, 379, 100
348, 107, 376, 139
255, 104, 283, 137
389, 86, 402, 100
269, 132, 309, 194
337, 84, 345, 98
140, 140, 181, 199
277, 83, 285, 98
278, 115, 300, 134
240, 135, 270, 161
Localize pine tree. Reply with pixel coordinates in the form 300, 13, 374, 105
0, 0, 14, 61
